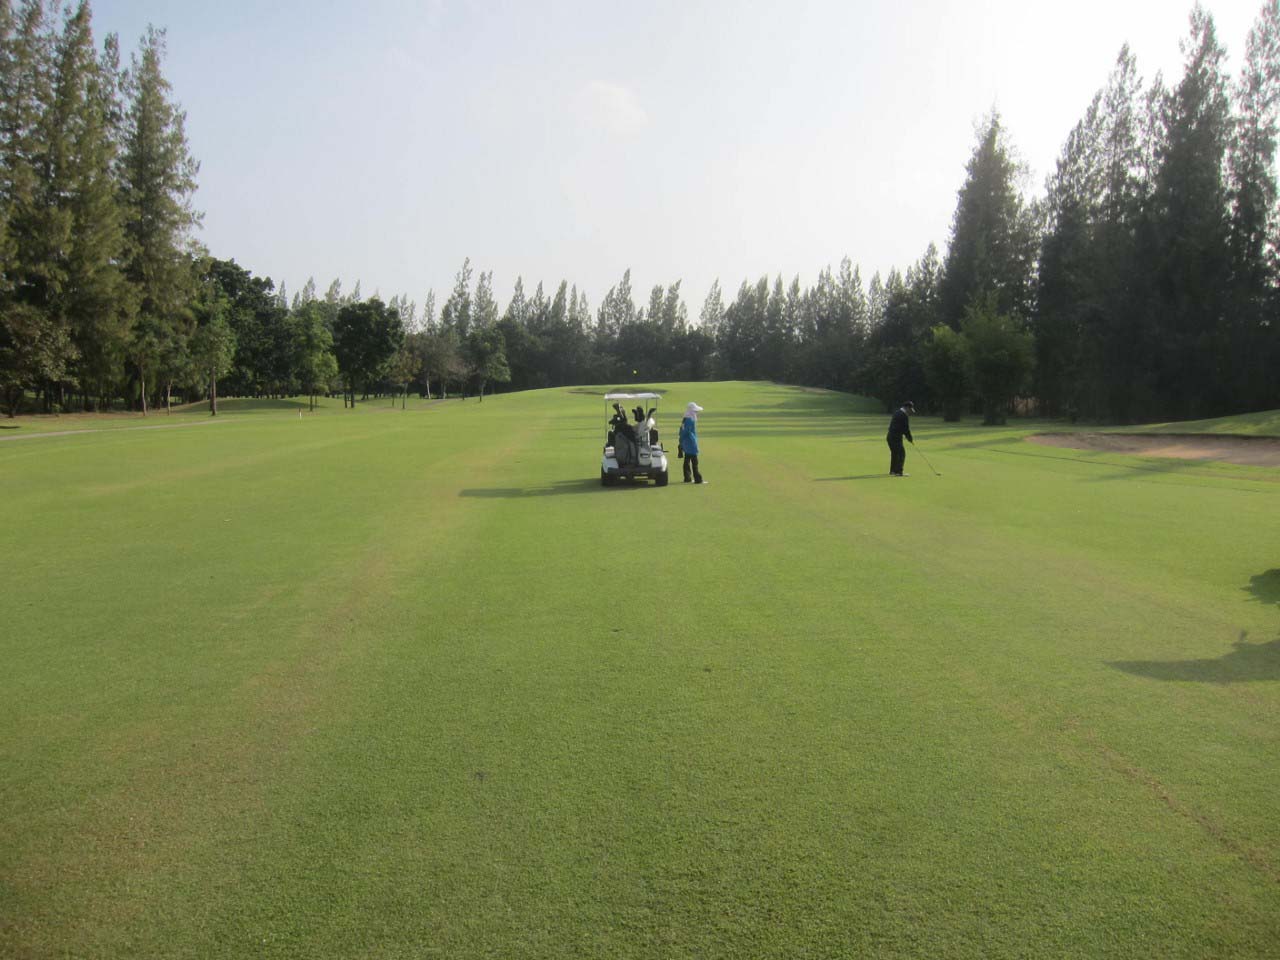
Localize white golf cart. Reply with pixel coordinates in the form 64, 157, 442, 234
600, 391, 669, 487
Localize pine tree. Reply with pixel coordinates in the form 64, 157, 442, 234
440, 257, 472, 336
422, 289, 436, 330
1144, 5, 1233, 418
473, 270, 498, 329
118, 26, 199, 414
938, 114, 1038, 331
0, 0, 76, 412
1036, 103, 1103, 418
1228, 0, 1280, 410
56, 2, 128, 410
699, 279, 724, 334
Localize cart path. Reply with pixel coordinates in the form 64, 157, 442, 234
1027, 432, 1280, 468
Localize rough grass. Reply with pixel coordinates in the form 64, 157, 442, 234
1, 383, 1277, 959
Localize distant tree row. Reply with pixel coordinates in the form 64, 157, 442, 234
3, 1, 1279, 424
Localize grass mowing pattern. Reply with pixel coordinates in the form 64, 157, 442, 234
1, 383, 1278, 958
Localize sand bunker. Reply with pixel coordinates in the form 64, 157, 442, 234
1027, 432, 1280, 468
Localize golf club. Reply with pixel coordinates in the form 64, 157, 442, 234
914, 441, 941, 477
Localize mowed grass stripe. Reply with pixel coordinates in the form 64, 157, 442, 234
2, 384, 1278, 958
1, 403, 540, 956
731, 415, 1279, 882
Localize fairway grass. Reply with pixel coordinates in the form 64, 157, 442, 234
2, 383, 1277, 958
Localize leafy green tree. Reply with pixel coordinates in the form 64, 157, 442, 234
0, 302, 70, 415
858, 247, 938, 410
962, 294, 1034, 425
189, 286, 236, 415
333, 297, 403, 407
923, 324, 971, 421
465, 324, 509, 401
288, 300, 337, 410
388, 341, 419, 408
420, 328, 463, 399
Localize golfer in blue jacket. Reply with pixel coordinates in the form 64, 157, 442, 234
679, 402, 705, 484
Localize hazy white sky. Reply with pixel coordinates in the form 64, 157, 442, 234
93, 0, 1264, 318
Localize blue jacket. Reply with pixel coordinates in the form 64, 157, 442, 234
679, 416, 699, 456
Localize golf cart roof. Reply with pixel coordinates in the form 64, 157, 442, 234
604, 392, 662, 400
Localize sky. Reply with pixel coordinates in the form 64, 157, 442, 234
90, 0, 1266, 321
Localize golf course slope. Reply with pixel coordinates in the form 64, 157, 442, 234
2, 383, 1277, 959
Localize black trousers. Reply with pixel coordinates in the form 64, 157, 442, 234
683, 453, 702, 482
887, 436, 906, 475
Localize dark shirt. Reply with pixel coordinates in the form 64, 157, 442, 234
887, 408, 913, 443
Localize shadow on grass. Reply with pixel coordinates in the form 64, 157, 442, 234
1109, 570, 1280, 683
1246, 569, 1280, 605
813, 474, 893, 481
459, 478, 651, 498
1109, 638, 1280, 683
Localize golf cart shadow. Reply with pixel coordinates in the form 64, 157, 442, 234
1108, 637, 1280, 683
459, 479, 634, 499
1107, 569, 1280, 683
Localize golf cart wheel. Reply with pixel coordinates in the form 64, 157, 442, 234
601, 470, 610, 487
654, 469, 669, 487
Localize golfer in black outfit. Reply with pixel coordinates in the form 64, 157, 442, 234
886, 401, 914, 476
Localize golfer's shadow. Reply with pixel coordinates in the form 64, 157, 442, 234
1108, 570, 1280, 683
459, 478, 638, 498
813, 474, 893, 482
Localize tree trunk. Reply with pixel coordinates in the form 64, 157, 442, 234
166, 380, 172, 414
211, 375, 218, 416
139, 363, 148, 416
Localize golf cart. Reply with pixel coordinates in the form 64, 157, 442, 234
600, 391, 669, 486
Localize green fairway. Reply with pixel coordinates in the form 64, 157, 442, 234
2, 382, 1277, 959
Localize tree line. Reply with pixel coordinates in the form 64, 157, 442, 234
3, 1, 1278, 424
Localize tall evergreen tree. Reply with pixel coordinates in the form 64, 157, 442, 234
55, 2, 128, 410
0, 0, 76, 412
938, 114, 1037, 331
1036, 104, 1103, 418
699, 279, 724, 336
1228, 0, 1280, 410
440, 257, 472, 336
472, 269, 498, 330
1144, 5, 1233, 418
118, 25, 199, 413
